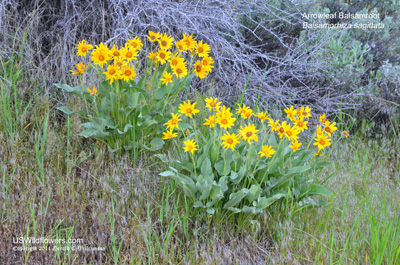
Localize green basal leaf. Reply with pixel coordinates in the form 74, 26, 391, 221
304, 184, 331, 197
223, 188, 249, 209
179, 122, 193, 131
54, 83, 84, 99
200, 157, 213, 177
138, 119, 157, 128
57, 106, 74, 115
136, 73, 146, 90
206, 208, 215, 215
159, 169, 197, 198
246, 184, 262, 203
230, 165, 247, 184
150, 137, 164, 150
116, 124, 133, 134
256, 193, 286, 210
126, 92, 142, 109
155, 83, 170, 100
196, 174, 214, 200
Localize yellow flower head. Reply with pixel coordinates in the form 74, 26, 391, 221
172, 62, 188, 78
282, 122, 301, 141
157, 49, 172, 65
239, 123, 259, 144
175, 39, 189, 52
162, 129, 178, 140
276, 121, 287, 138
320, 114, 328, 125
236, 104, 250, 115
313, 133, 331, 151
268, 119, 280, 132
183, 139, 198, 154
126, 36, 143, 51
76, 40, 93, 57
296, 108, 302, 118
182, 33, 196, 51
86, 86, 97, 96
193, 60, 207, 79
323, 121, 337, 136
147, 31, 160, 42
221, 132, 240, 150
289, 140, 302, 152
258, 145, 276, 158
256, 111, 271, 122
204, 115, 217, 128
300, 106, 312, 119
110, 44, 121, 58
103, 64, 120, 84
70, 62, 86, 75
284, 105, 296, 120
316, 125, 324, 136
158, 33, 174, 50
169, 54, 185, 68
91, 49, 111, 68
113, 57, 127, 68
120, 64, 136, 82
342, 130, 349, 138
179, 100, 199, 118
120, 46, 138, 61
205, 97, 221, 111
94, 42, 109, 53
294, 116, 308, 132
160, 72, 173, 85
147, 52, 158, 63
195, 40, 211, 57
216, 107, 236, 129
163, 113, 181, 130
241, 108, 253, 119
201, 56, 214, 73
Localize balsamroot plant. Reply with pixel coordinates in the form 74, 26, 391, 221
55, 32, 214, 162
157, 98, 346, 215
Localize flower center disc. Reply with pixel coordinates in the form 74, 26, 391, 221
82, 47, 87, 52
99, 55, 105, 61
203, 60, 208, 65
113, 52, 119, 56
287, 131, 292, 136
279, 128, 284, 133
160, 53, 165, 59
227, 138, 233, 144
198, 47, 204, 53
186, 108, 192, 113
325, 127, 331, 132
196, 65, 202, 72
125, 70, 131, 76
188, 145, 193, 150
132, 43, 137, 47
172, 59, 177, 65
210, 102, 216, 107
176, 68, 182, 74
246, 132, 253, 137
221, 119, 227, 124
150, 35, 155, 40
109, 69, 116, 75
320, 139, 325, 145
303, 112, 307, 116
298, 121, 304, 126
161, 40, 167, 47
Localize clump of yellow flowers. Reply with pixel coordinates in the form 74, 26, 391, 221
161, 97, 340, 158
72, 31, 214, 89
158, 98, 344, 216
57, 32, 215, 164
